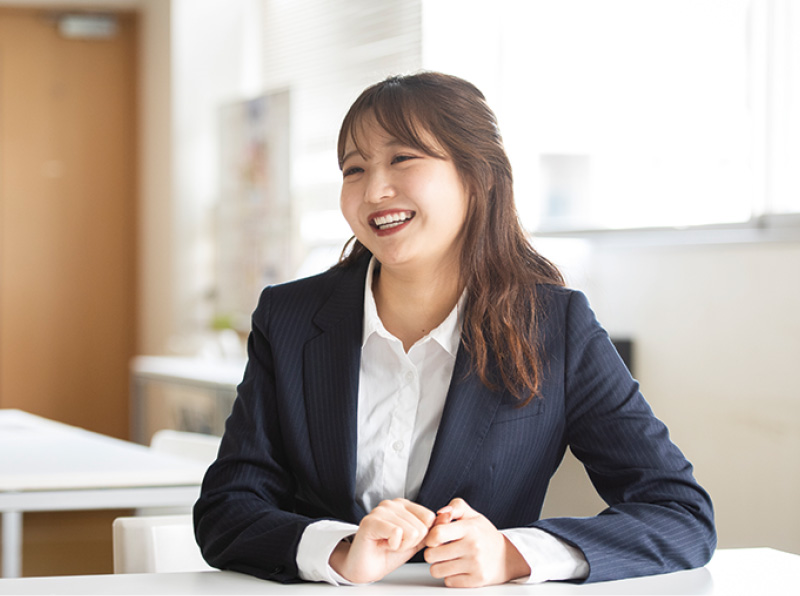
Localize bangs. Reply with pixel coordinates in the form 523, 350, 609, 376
337, 80, 446, 168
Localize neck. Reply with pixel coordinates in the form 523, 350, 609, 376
373, 259, 462, 352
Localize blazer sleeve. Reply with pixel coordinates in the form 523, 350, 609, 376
193, 287, 309, 583
532, 290, 716, 582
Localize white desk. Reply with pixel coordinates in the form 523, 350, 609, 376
0, 548, 796, 595
0, 410, 208, 579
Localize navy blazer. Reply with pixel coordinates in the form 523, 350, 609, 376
194, 255, 716, 583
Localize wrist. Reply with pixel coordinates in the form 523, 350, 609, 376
503, 536, 532, 582
328, 538, 352, 578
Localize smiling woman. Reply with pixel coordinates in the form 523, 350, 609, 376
339, 114, 468, 298
335, 73, 563, 400
194, 72, 716, 589
338, 116, 469, 352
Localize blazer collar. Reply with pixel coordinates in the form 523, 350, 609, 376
303, 256, 370, 520
415, 344, 502, 511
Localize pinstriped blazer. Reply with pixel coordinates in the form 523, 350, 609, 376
194, 254, 716, 584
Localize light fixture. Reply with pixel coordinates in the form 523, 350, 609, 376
57, 14, 118, 40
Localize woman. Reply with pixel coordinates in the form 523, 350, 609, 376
194, 72, 716, 588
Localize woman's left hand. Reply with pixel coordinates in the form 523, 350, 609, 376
423, 498, 531, 588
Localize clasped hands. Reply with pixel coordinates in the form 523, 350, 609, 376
328, 497, 531, 588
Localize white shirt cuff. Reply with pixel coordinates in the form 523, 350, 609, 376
296, 520, 360, 585
501, 527, 590, 584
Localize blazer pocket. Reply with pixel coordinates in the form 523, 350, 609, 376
492, 398, 545, 424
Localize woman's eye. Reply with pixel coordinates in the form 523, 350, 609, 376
342, 166, 363, 177
392, 155, 416, 164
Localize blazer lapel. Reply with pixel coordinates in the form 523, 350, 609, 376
303, 260, 369, 520
416, 344, 501, 511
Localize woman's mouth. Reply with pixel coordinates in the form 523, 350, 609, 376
370, 210, 415, 231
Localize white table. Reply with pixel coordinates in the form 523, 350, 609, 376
0, 410, 209, 578
0, 548, 796, 595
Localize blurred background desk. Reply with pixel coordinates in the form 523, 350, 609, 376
0, 410, 208, 578
129, 356, 245, 443
0, 548, 796, 595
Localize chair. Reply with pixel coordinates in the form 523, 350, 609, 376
139, 429, 221, 516
113, 514, 214, 573
150, 429, 221, 463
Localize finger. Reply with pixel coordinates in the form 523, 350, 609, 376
387, 508, 432, 548
373, 500, 430, 537
424, 516, 467, 548
392, 501, 439, 547
387, 526, 402, 551
360, 515, 399, 542
428, 557, 471, 581
398, 499, 437, 528
433, 506, 453, 526
394, 524, 423, 551
443, 573, 482, 589
361, 513, 419, 551
376, 499, 434, 531
443, 497, 475, 521
384, 517, 423, 551
423, 538, 462, 564
430, 556, 493, 589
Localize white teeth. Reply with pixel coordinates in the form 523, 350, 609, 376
372, 211, 413, 229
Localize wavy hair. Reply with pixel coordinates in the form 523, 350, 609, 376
336, 72, 564, 405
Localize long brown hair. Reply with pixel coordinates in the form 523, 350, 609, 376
337, 72, 564, 405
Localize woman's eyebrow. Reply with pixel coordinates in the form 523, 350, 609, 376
340, 138, 407, 167
340, 149, 362, 165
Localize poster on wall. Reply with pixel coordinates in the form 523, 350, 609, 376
215, 90, 291, 331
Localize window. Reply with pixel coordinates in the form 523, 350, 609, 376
423, 0, 800, 234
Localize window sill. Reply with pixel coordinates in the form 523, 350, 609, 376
532, 214, 800, 247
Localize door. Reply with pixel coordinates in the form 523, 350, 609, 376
0, 8, 137, 439
0, 8, 138, 576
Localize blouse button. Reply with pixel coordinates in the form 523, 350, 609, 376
393, 440, 404, 452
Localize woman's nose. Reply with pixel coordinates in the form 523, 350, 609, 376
364, 169, 395, 203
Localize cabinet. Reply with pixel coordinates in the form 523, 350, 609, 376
130, 356, 245, 444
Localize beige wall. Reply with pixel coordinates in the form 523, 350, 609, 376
543, 239, 800, 555
137, 0, 174, 354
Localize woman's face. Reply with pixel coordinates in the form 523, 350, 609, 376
339, 116, 469, 277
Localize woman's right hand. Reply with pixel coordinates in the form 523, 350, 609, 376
329, 498, 436, 584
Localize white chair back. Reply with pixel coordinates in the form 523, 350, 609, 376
150, 429, 221, 463
113, 514, 213, 573
140, 430, 221, 516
